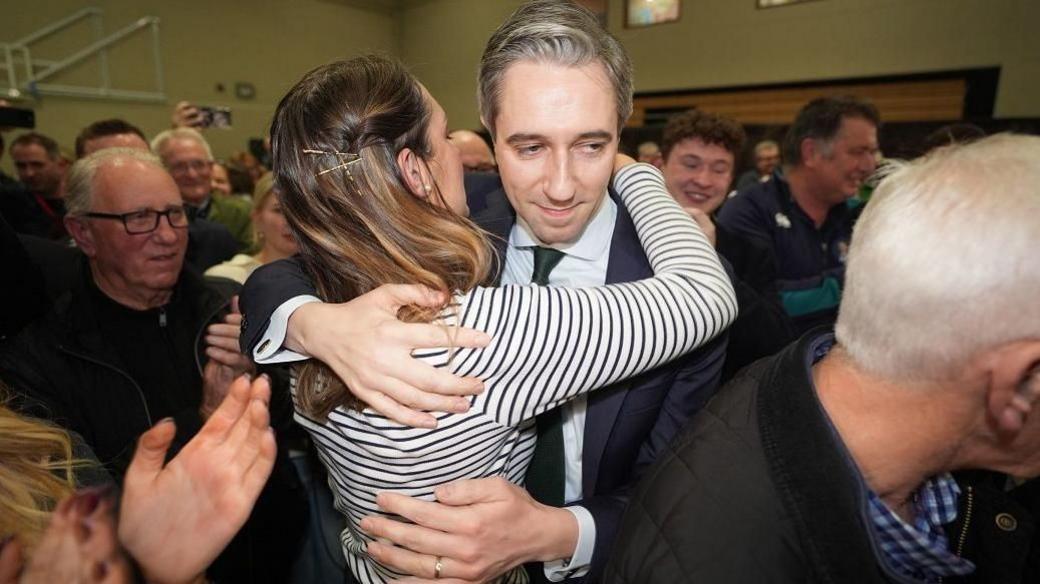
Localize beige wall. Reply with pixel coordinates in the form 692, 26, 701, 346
399, 0, 525, 131
609, 0, 1039, 119
4, 0, 1037, 175
2, 0, 398, 171
396, 0, 1039, 130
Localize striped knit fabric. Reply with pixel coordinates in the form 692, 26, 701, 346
293, 163, 738, 583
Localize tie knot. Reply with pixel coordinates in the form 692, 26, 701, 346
531, 246, 566, 286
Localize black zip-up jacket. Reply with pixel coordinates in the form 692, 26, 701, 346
0, 265, 236, 478
604, 333, 1039, 584
0, 265, 309, 583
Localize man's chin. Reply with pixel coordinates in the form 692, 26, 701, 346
182, 189, 211, 204
529, 223, 583, 246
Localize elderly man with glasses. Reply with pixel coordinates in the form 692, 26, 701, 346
152, 128, 254, 251
0, 147, 308, 583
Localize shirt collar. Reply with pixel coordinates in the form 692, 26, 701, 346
187, 195, 212, 219
509, 194, 616, 262
866, 474, 975, 582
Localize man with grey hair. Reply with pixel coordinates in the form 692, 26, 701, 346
238, 0, 728, 581
152, 128, 253, 250
735, 138, 781, 191
636, 141, 662, 167
606, 134, 1040, 583
0, 147, 308, 582
0, 147, 242, 476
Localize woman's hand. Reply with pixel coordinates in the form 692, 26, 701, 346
288, 284, 490, 428
119, 374, 275, 584
19, 489, 132, 584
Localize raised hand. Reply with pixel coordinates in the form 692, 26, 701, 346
170, 101, 203, 129
119, 374, 276, 584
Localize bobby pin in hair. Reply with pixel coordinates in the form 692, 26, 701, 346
302, 148, 363, 179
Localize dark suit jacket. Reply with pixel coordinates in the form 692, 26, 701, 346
239, 173, 727, 582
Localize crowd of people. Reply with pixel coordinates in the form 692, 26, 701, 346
1, 1, 1038, 583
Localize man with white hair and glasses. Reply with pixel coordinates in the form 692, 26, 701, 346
152, 128, 254, 251
606, 134, 1040, 583
0, 147, 308, 583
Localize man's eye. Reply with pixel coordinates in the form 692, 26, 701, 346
517, 145, 542, 156
580, 142, 606, 154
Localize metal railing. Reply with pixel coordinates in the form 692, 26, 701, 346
0, 7, 165, 103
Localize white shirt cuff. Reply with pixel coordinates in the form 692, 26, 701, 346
251, 295, 321, 364
543, 505, 595, 582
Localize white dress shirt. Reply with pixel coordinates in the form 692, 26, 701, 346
502, 196, 617, 581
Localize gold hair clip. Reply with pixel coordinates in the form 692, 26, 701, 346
302, 148, 362, 179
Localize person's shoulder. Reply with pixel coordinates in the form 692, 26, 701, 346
203, 255, 257, 284
717, 178, 784, 231
471, 185, 515, 237
180, 264, 241, 305
464, 171, 504, 215
212, 194, 253, 215
0, 296, 70, 363
729, 178, 780, 208
608, 360, 803, 583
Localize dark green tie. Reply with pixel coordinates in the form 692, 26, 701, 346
530, 246, 565, 286
525, 246, 567, 507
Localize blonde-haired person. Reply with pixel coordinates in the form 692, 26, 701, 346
0, 375, 276, 584
262, 54, 736, 584
0, 393, 101, 552
205, 173, 298, 284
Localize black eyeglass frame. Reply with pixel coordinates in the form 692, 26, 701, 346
82, 206, 190, 235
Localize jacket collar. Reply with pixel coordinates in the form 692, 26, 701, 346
604, 187, 650, 284
757, 332, 890, 583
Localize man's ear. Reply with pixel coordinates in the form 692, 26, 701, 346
984, 342, 1040, 436
65, 216, 97, 257
801, 137, 822, 168
396, 147, 431, 200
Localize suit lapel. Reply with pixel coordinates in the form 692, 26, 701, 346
583, 188, 652, 496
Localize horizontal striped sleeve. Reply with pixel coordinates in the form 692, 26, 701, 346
450, 163, 737, 426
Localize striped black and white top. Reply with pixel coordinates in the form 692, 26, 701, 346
293, 163, 738, 583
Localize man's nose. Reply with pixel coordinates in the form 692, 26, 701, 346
691, 165, 712, 186
152, 215, 180, 244
543, 153, 576, 203
863, 153, 878, 174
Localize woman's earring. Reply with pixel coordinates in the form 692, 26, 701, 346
423, 184, 432, 193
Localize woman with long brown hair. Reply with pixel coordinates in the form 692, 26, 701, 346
271, 55, 736, 583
